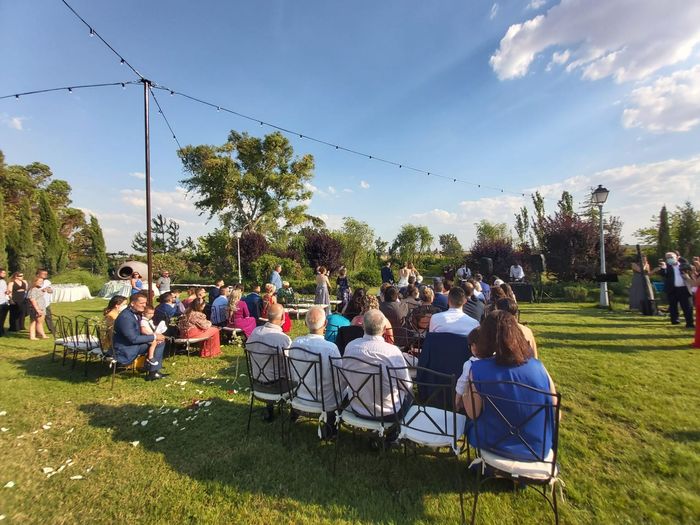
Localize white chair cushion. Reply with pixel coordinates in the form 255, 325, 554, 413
253, 390, 290, 402
399, 406, 466, 449
291, 398, 324, 414
173, 336, 210, 344
479, 448, 557, 481
339, 410, 394, 434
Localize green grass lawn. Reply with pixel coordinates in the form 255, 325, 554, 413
1, 299, 699, 524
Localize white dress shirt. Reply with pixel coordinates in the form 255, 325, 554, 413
343, 334, 412, 418
247, 323, 292, 382
289, 333, 341, 410
0, 279, 8, 305
41, 279, 53, 306
509, 265, 525, 280
671, 264, 684, 287
429, 307, 479, 336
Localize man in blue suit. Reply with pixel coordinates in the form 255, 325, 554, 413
112, 292, 167, 381
381, 261, 394, 284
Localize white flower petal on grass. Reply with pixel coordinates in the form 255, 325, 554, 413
41, 425, 51, 430
69, 475, 84, 480
140, 420, 148, 426
172, 420, 178, 425
66, 428, 74, 434
56, 465, 65, 473
0, 410, 7, 416
132, 421, 139, 426
172, 409, 179, 414
155, 436, 165, 442
65, 459, 73, 465
42, 467, 54, 474
130, 441, 140, 447
3, 481, 14, 488
1, 428, 8, 432
0, 514, 6, 520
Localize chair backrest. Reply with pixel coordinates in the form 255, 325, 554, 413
286, 346, 325, 410
335, 325, 364, 355
53, 315, 67, 342
410, 305, 441, 333
392, 326, 420, 351
244, 340, 287, 386
61, 315, 77, 345
329, 355, 385, 420
416, 332, 470, 405
75, 316, 100, 350
467, 379, 561, 472
388, 365, 458, 444
210, 304, 228, 326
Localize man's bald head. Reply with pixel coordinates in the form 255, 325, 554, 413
363, 309, 386, 336
268, 303, 285, 323
305, 306, 326, 333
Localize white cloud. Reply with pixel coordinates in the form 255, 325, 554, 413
129, 171, 145, 180
317, 213, 344, 230
327, 185, 337, 195
360, 180, 370, 189
527, 0, 547, 9
411, 209, 459, 225
342, 188, 353, 193
622, 65, 700, 132
1, 114, 26, 130
489, 3, 499, 20
490, 1, 700, 82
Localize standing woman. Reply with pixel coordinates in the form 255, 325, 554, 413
315, 266, 331, 315
130, 272, 144, 296
629, 255, 655, 310
336, 267, 351, 312
177, 298, 221, 358
397, 262, 410, 288
8, 272, 28, 332
27, 277, 49, 340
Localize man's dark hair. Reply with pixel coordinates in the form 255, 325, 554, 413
406, 284, 418, 298
385, 260, 391, 266
443, 279, 453, 292
385, 286, 399, 302
447, 286, 466, 307
158, 292, 173, 304
434, 281, 444, 293
462, 282, 474, 297
36, 268, 48, 276
407, 275, 416, 285
131, 291, 149, 303
475, 273, 483, 282
219, 286, 227, 293
496, 297, 518, 316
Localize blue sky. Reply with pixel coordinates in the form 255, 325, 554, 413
1, 0, 699, 252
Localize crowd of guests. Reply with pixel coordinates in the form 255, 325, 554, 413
0, 268, 55, 340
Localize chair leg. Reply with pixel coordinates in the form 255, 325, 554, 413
111, 362, 116, 390
333, 422, 341, 475
470, 466, 481, 525
246, 395, 254, 437
456, 457, 466, 525
552, 482, 559, 525
84, 352, 90, 377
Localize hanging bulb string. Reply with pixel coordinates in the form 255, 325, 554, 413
0, 80, 140, 100
150, 88, 182, 150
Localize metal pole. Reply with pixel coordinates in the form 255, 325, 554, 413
599, 203, 608, 307
237, 236, 242, 284
143, 79, 153, 306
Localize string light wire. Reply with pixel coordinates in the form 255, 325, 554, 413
0, 81, 140, 100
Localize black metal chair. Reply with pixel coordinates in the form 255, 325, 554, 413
329, 355, 399, 472
388, 365, 467, 523
335, 325, 364, 355
94, 323, 139, 389
50, 315, 68, 362
286, 346, 329, 440
243, 340, 291, 439
466, 379, 562, 525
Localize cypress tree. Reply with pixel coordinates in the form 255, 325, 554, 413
657, 205, 672, 259
37, 190, 65, 274
16, 197, 36, 274
88, 215, 108, 276
0, 193, 7, 268
675, 201, 700, 257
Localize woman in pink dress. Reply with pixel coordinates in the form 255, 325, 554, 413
227, 289, 256, 338
177, 298, 221, 358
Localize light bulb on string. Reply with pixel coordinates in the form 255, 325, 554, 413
68, 87, 72, 93
15, 94, 19, 99
89, 28, 94, 37
120, 58, 125, 65
121, 83, 125, 89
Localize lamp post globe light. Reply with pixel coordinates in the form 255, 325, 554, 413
235, 231, 243, 284
592, 185, 610, 308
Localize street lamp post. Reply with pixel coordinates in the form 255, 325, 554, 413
235, 231, 242, 284
592, 185, 610, 308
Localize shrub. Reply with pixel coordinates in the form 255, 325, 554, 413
352, 267, 382, 289
563, 285, 591, 302
53, 269, 108, 295
303, 230, 343, 272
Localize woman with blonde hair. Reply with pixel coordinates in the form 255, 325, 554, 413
27, 277, 48, 340
350, 294, 394, 344
227, 288, 256, 338
261, 283, 277, 319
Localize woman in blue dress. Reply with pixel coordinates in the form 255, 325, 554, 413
314, 266, 331, 315
130, 272, 144, 295
336, 266, 351, 312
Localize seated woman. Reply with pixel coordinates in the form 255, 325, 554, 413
350, 294, 394, 344
227, 289, 256, 338
181, 287, 197, 310
261, 283, 277, 319
102, 295, 128, 350
177, 298, 221, 358
342, 288, 366, 320
463, 310, 557, 462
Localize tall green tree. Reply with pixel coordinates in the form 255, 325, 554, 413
657, 205, 672, 259
37, 190, 67, 274
391, 225, 433, 264
87, 215, 108, 275
475, 220, 511, 244
178, 130, 321, 234
438, 233, 463, 259
557, 191, 575, 216
338, 217, 375, 271
0, 192, 7, 268
15, 197, 36, 273
514, 206, 530, 247
131, 214, 183, 254
675, 201, 700, 257
530, 191, 546, 250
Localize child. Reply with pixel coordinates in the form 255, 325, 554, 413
140, 305, 161, 367
455, 327, 487, 412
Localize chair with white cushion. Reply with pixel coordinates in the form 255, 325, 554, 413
466, 380, 562, 525
286, 346, 327, 440
388, 365, 467, 523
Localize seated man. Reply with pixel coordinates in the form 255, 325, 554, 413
243, 284, 264, 322
432, 281, 449, 311
509, 261, 525, 282
462, 282, 485, 323
475, 273, 491, 302
343, 309, 413, 422
429, 286, 479, 336
379, 286, 408, 332
112, 292, 166, 381
210, 285, 230, 327
289, 306, 341, 438
276, 281, 295, 306
246, 303, 292, 421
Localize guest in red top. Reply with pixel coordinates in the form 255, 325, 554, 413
177, 298, 221, 358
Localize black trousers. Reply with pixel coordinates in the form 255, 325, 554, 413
667, 286, 694, 326
44, 305, 55, 333
9, 303, 26, 331
0, 303, 8, 335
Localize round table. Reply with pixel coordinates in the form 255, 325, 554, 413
97, 280, 160, 299
51, 284, 93, 303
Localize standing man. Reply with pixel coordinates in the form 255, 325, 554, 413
659, 252, 694, 328
509, 261, 525, 282
270, 264, 283, 291
381, 261, 394, 284
0, 269, 8, 336
37, 269, 54, 334
112, 292, 167, 381
156, 270, 171, 294
456, 263, 472, 282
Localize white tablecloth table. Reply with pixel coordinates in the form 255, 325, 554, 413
97, 280, 160, 299
51, 284, 93, 303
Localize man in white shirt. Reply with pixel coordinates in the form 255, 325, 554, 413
429, 286, 479, 336
289, 306, 341, 438
456, 263, 471, 282
344, 309, 412, 422
156, 271, 171, 293
37, 269, 54, 334
0, 268, 8, 336
210, 286, 229, 326
509, 261, 525, 282
246, 303, 292, 421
